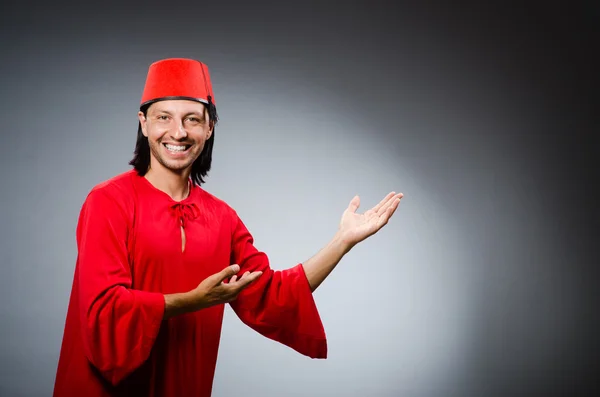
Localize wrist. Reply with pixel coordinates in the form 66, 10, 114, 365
164, 291, 194, 319
333, 231, 354, 254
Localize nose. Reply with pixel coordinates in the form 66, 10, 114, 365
172, 120, 188, 139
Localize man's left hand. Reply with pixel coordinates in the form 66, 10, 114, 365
337, 191, 403, 248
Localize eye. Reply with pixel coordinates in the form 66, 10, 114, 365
186, 117, 203, 124
157, 115, 169, 121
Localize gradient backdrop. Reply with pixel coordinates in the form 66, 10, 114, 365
0, 2, 597, 396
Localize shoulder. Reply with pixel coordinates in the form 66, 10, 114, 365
195, 187, 240, 221
196, 188, 235, 213
82, 170, 137, 216
89, 169, 136, 197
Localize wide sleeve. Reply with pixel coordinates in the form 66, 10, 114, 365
227, 212, 327, 359
76, 188, 165, 386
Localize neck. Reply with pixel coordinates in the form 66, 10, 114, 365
144, 166, 191, 202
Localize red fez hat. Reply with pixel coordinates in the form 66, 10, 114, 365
140, 58, 215, 108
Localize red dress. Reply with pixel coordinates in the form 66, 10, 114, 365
53, 170, 327, 397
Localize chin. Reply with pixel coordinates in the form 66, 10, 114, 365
162, 160, 195, 172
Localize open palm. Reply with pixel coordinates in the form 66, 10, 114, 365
338, 191, 403, 246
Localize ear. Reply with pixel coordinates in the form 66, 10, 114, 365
138, 111, 148, 137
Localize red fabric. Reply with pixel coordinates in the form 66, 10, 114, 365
53, 170, 327, 397
140, 58, 216, 106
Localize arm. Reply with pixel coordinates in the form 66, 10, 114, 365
77, 189, 165, 386
226, 192, 402, 358
302, 232, 352, 292
227, 214, 328, 359
304, 192, 403, 291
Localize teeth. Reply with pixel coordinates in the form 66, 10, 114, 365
165, 144, 187, 152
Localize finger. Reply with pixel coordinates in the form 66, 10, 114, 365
378, 197, 401, 227
372, 192, 396, 213
235, 271, 263, 289
229, 271, 251, 287
230, 275, 238, 283
214, 264, 240, 285
347, 195, 360, 213
226, 272, 264, 301
376, 192, 403, 216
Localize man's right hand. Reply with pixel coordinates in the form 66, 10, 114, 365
164, 265, 263, 319
189, 264, 263, 310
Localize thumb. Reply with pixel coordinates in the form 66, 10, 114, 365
347, 195, 360, 213
216, 264, 240, 284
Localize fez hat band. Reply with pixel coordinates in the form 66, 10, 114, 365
140, 58, 215, 110
140, 96, 210, 109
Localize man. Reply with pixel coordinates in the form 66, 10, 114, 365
53, 58, 403, 397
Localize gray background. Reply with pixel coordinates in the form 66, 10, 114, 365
0, 2, 597, 396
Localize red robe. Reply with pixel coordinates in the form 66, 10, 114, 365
53, 170, 327, 397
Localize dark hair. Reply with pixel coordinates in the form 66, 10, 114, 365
129, 98, 219, 186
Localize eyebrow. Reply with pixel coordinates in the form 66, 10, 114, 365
184, 111, 206, 118
151, 110, 205, 118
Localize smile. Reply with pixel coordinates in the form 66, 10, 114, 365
163, 143, 191, 153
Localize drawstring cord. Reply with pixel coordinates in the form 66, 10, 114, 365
170, 203, 200, 229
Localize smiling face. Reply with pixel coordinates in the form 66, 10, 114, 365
138, 99, 214, 176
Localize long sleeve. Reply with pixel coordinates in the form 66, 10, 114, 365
76, 188, 165, 386
228, 213, 327, 359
